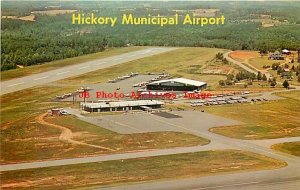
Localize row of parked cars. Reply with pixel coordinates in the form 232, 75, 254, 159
190, 96, 248, 107
190, 96, 269, 107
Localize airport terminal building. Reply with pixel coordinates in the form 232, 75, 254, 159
81, 100, 164, 112
146, 78, 207, 91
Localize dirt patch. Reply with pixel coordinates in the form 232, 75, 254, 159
202, 65, 235, 75
229, 51, 260, 62
35, 113, 114, 151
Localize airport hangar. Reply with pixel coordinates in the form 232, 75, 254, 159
146, 78, 207, 91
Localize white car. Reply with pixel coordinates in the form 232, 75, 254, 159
60, 110, 69, 115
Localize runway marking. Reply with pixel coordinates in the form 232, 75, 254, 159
78, 66, 90, 70
101, 117, 142, 133
56, 71, 70, 75
7, 82, 24, 87
95, 61, 107, 66
34, 76, 49, 81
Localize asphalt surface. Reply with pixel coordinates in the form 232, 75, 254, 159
75, 111, 243, 134
0, 47, 177, 95
99, 170, 300, 190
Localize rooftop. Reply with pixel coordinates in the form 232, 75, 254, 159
81, 100, 164, 109
148, 78, 206, 87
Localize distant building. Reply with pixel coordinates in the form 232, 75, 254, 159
51, 108, 61, 116
146, 78, 207, 91
50, 108, 68, 116
282, 49, 291, 55
81, 100, 164, 112
269, 52, 284, 60
282, 68, 291, 77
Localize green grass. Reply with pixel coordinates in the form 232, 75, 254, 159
0, 150, 286, 190
207, 90, 300, 139
1, 46, 145, 81
248, 57, 285, 70
272, 141, 300, 157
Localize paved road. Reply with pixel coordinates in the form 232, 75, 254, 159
0, 47, 177, 95
223, 51, 258, 75
224, 51, 273, 79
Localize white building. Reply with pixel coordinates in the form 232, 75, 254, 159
81, 100, 164, 112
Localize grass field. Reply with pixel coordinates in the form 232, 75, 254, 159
0, 150, 286, 190
1, 46, 145, 81
207, 90, 300, 139
248, 57, 285, 70
272, 141, 300, 157
1, 113, 208, 164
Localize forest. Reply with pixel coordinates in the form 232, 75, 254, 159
1, 1, 300, 71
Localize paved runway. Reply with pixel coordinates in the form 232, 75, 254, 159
99, 169, 300, 190
0, 47, 177, 95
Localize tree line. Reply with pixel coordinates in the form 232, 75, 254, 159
1, 2, 300, 71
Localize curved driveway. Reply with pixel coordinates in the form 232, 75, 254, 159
223, 51, 258, 75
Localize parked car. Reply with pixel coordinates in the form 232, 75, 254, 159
60, 110, 69, 116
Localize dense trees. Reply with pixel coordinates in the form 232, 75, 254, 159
235, 71, 256, 81
1, 1, 300, 71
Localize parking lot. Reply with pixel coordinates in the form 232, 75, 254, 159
77, 111, 243, 134
188, 95, 270, 107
